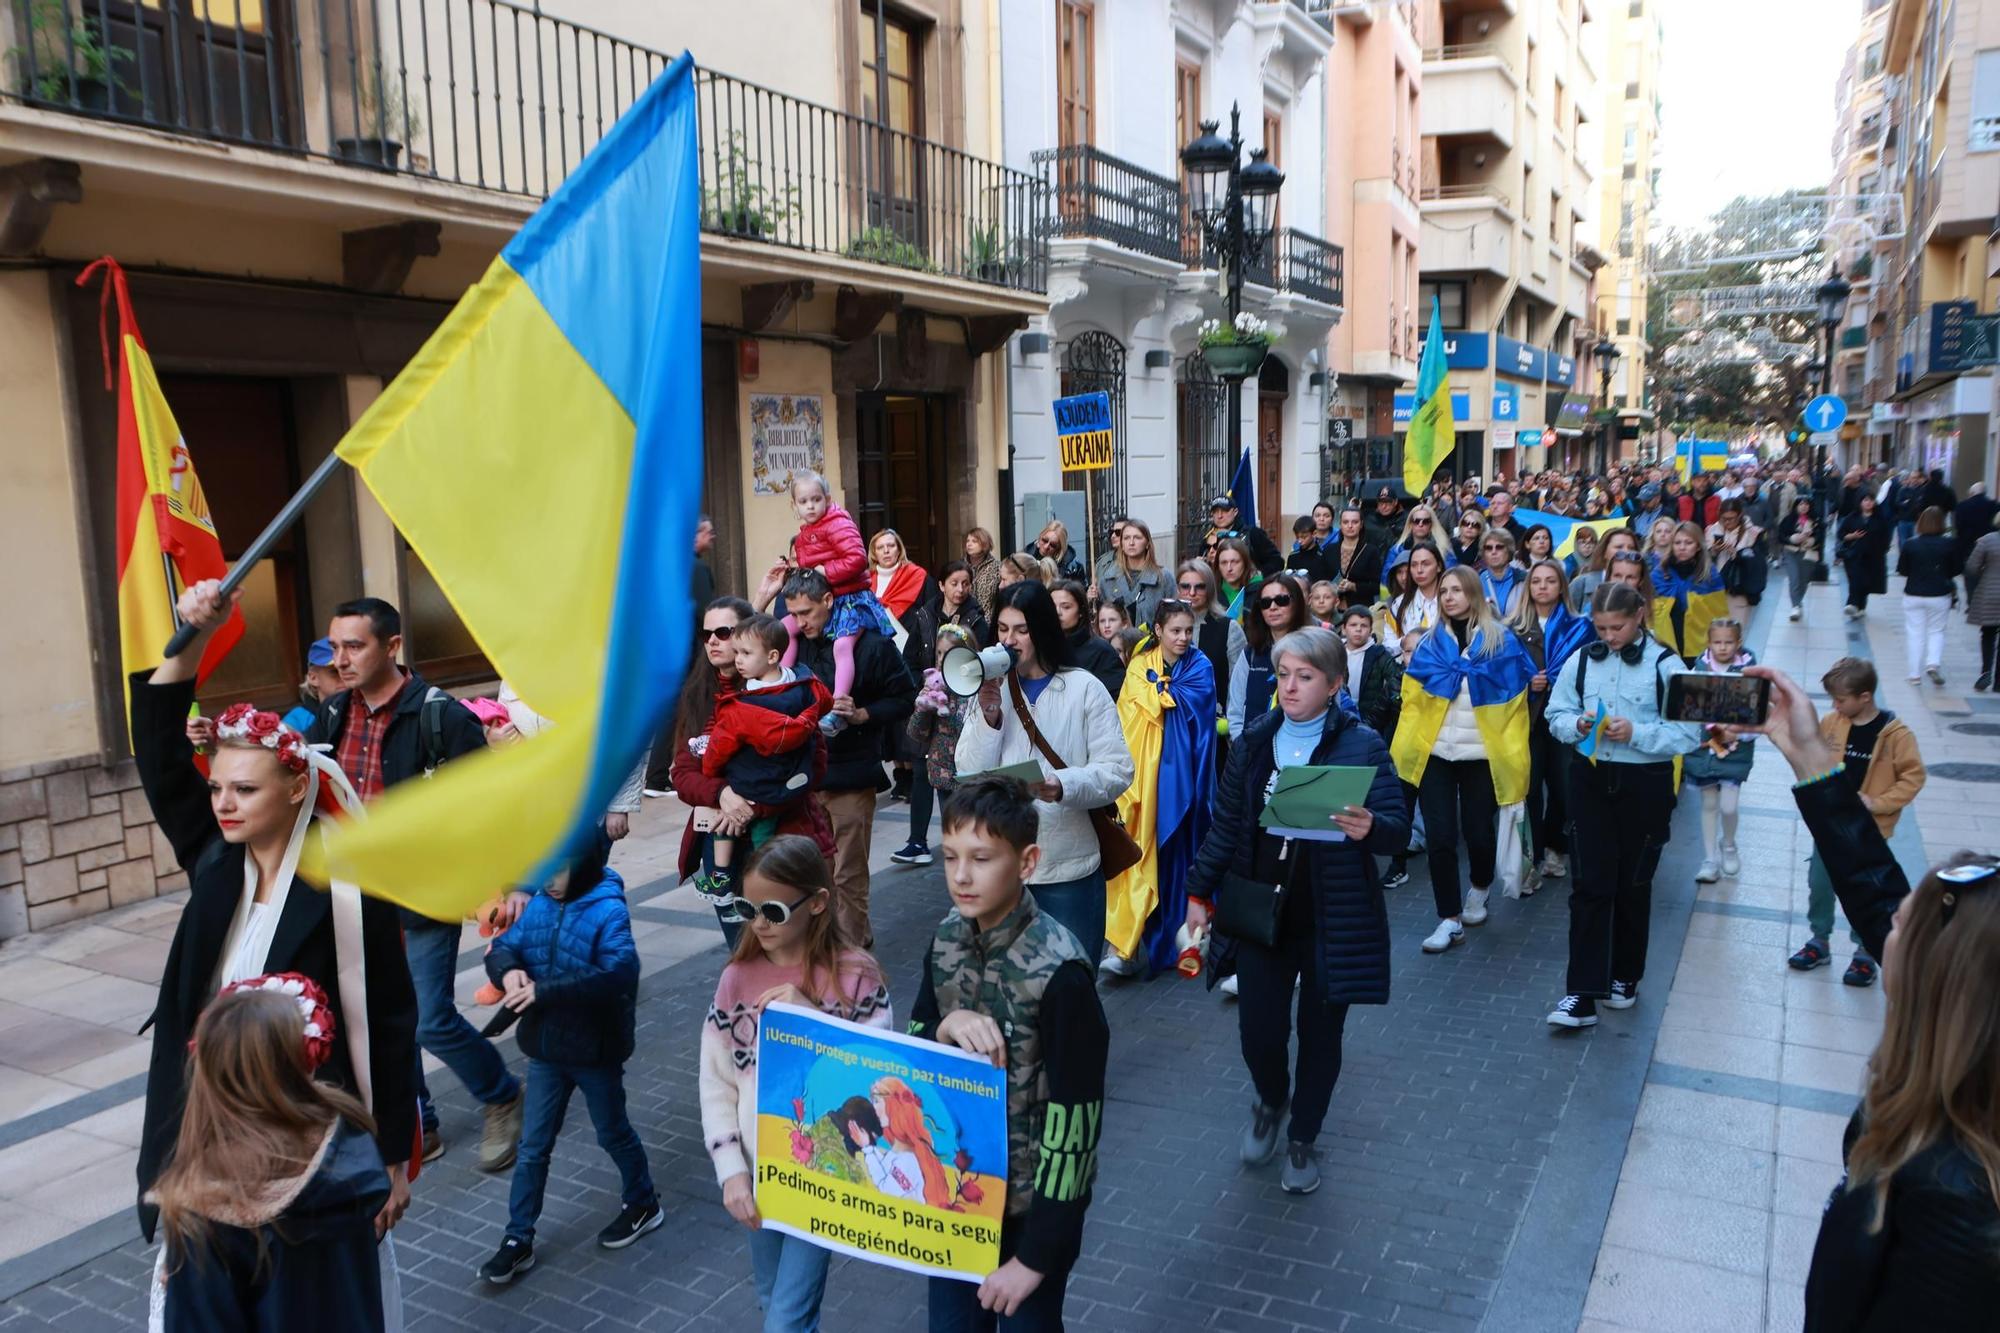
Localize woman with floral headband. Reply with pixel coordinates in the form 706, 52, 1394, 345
131, 578, 419, 1265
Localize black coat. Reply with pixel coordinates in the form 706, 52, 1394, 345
132, 676, 419, 1242
1066, 624, 1126, 702
1896, 534, 1961, 599
1838, 511, 1892, 596
160, 1120, 390, 1332
1952, 493, 1999, 568
795, 627, 917, 792
1325, 540, 1385, 607
1285, 542, 1331, 586
1349, 642, 1403, 738
1187, 707, 1410, 1005
304, 669, 488, 789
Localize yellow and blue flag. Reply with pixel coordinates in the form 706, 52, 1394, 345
317, 55, 704, 918
1541, 602, 1596, 675
1577, 701, 1610, 765
1650, 560, 1727, 660
1510, 507, 1590, 564
1404, 298, 1455, 498
1390, 623, 1534, 804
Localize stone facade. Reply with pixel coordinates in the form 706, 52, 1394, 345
0, 757, 185, 939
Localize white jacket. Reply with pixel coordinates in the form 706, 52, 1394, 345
954, 668, 1136, 883
1432, 680, 1485, 762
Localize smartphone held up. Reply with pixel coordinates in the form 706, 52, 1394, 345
1666, 674, 1772, 728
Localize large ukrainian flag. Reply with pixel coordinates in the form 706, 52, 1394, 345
1650, 559, 1727, 661
1390, 623, 1534, 805
317, 55, 703, 917
1403, 297, 1455, 499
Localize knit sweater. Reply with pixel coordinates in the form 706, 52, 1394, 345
699, 951, 892, 1187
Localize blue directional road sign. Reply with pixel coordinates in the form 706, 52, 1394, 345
1803, 395, 1848, 433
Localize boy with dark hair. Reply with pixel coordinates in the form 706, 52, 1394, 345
694, 613, 834, 908
1787, 657, 1926, 986
912, 778, 1109, 1330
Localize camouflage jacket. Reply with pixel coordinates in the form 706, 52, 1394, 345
912, 890, 1109, 1277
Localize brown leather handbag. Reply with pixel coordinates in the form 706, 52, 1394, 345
1007, 674, 1144, 881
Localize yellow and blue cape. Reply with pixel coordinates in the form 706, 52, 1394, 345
1649, 559, 1727, 661
1107, 643, 1216, 971
1541, 602, 1596, 675
317, 55, 705, 917
1390, 624, 1534, 804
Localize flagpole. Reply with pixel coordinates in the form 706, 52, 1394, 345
162, 450, 348, 659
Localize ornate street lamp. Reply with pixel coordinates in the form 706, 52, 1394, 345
1182, 105, 1284, 492
1594, 337, 1620, 473
1812, 264, 1852, 474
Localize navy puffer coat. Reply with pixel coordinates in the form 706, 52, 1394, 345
1187, 706, 1410, 1005
485, 868, 639, 1067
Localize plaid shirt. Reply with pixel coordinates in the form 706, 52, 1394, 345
333, 672, 412, 803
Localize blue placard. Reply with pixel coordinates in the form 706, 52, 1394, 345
1547, 352, 1576, 388
1493, 335, 1548, 382
1415, 331, 1490, 370
1517, 429, 1544, 447
1394, 390, 1473, 424
1802, 395, 1848, 432
1053, 391, 1115, 471
1492, 380, 1520, 421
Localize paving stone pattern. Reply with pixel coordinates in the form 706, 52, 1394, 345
0, 829, 1642, 1333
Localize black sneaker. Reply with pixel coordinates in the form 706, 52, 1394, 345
479, 1237, 534, 1285
889, 841, 933, 866
1546, 994, 1598, 1029
889, 773, 913, 803
598, 1200, 664, 1250
1603, 980, 1638, 1010
1381, 866, 1410, 890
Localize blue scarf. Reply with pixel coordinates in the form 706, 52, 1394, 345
1541, 602, 1595, 674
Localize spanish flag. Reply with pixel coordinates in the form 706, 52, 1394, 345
1649, 559, 1727, 661
1390, 622, 1534, 804
82, 256, 242, 728
1404, 297, 1455, 499
313, 55, 704, 919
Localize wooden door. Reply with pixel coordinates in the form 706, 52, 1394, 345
1257, 395, 1284, 543
855, 392, 950, 572
701, 337, 746, 599
103, 0, 300, 146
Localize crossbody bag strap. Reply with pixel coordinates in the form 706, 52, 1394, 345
1006, 672, 1067, 772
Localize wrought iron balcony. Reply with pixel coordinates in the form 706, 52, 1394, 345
1282, 228, 1343, 306
1032, 144, 1183, 263
2, 0, 1045, 291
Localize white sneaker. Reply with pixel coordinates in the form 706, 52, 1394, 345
1720, 844, 1741, 877
1219, 973, 1239, 998
1462, 887, 1491, 925
1695, 859, 1720, 883
1421, 919, 1464, 953
1538, 851, 1568, 879
1097, 951, 1144, 978
1789, 607, 1802, 622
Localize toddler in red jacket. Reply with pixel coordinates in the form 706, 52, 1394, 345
694, 614, 834, 910
778, 472, 895, 732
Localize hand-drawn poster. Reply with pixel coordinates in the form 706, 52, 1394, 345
754, 1002, 1007, 1282
750, 394, 824, 495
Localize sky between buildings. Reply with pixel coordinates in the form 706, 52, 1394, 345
1653, 0, 1858, 230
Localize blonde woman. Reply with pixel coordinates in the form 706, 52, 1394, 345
1036, 519, 1086, 582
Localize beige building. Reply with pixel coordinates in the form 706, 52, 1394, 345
0, 0, 1042, 936
1415, 0, 1603, 484
1592, 0, 1660, 453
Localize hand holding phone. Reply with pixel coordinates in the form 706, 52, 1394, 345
1666, 674, 1771, 727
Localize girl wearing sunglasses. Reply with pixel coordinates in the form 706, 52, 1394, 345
1229, 573, 1314, 739
700, 836, 891, 1330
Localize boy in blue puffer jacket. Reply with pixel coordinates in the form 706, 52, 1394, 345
477, 829, 660, 1286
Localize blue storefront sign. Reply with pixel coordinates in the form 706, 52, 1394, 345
1493, 335, 1548, 382
1547, 352, 1577, 388
1492, 380, 1520, 422
1393, 390, 1473, 424
1415, 331, 1490, 370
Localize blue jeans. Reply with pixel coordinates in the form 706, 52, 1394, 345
749, 1228, 832, 1333
404, 919, 518, 1131
1031, 870, 1106, 967
506, 1058, 656, 1243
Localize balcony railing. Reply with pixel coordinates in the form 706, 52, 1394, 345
1033, 144, 1182, 263
1421, 183, 1514, 209
1425, 42, 1514, 72
1282, 228, 1343, 306
2, 0, 1045, 291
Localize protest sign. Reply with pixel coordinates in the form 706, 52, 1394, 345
755, 1003, 1008, 1282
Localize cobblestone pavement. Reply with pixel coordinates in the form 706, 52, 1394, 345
0, 575, 1989, 1332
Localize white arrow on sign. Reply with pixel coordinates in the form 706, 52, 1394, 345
1812, 401, 1838, 428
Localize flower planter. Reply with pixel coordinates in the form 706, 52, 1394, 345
335, 137, 405, 171
1202, 342, 1268, 380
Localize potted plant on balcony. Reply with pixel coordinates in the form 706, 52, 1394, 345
1197, 312, 1274, 380
845, 225, 934, 271
962, 224, 1016, 284
702, 133, 796, 239
337, 65, 424, 170
8, 0, 127, 111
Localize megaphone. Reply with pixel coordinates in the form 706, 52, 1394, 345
942, 644, 1015, 697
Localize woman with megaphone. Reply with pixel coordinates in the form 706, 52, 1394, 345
952, 583, 1135, 966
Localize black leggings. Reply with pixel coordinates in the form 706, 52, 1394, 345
1526, 719, 1571, 859
1236, 929, 1352, 1145
909, 770, 937, 846
1982, 626, 1999, 680
1418, 759, 1498, 918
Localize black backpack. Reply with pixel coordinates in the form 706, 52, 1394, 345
325, 685, 455, 780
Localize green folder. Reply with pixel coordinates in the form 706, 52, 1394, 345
968, 758, 1046, 786
1257, 765, 1377, 833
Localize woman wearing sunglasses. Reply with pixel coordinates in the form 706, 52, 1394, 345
668, 597, 837, 946
1450, 509, 1488, 570
1177, 560, 1247, 765
1228, 574, 1314, 739
1727, 666, 2000, 1332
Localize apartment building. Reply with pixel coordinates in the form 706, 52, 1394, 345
1830, 0, 1896, 470
1593, 0, 1660, 455
1001, 0, 1344, 562
1867, 0, 2000, 493
0, 0, 1043, 935
1319, 0, 1425, 496
1416, 0, 1602, 484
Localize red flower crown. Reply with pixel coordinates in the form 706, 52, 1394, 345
203, 971, 337, 1072
214, 703, 308, 773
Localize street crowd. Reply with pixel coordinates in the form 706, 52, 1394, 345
124, 457, 2000, 1332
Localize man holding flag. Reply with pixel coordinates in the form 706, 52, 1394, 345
1405, 297, 1457, 502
